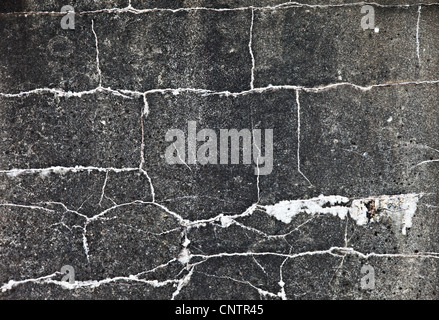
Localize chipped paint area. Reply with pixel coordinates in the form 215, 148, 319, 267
263, 194, 422, 235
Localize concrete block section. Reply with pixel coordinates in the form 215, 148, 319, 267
249, 90, 309, 204
419, 6, 439, 80
0, 15, 98, 94
86, 205, 183, 279
143, 92, 259, 220
0, 204, 87, 285
0, 170, 154, 218
94, 11, 252, 92
299, 83, 439, 198
0, 93, 143, 169
253, 6, 432, 88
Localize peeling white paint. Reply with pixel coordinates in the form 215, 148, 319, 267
263, 194, 422, 235
264, 195, 350, 224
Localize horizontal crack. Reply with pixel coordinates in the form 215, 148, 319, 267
0, 166, 140, 177
2, 246, 438, 294
1, 1, 439, 16
1, 80, 439, 102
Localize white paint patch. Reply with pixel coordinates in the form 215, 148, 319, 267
182, 238, 191, 247
264, 195, 350, 224
220, 215, 234, 228
178, 248, 191, 265
263, 194, 422, 235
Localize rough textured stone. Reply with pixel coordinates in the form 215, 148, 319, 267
253, 6, 430, 87
0, 0, 438, 300
0, 15, 98, 93
0, 1, 129, 13
95, 11, 252, 92
0, 93, 143, 169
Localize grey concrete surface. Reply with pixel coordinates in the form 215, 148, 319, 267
0, 1, 438, 300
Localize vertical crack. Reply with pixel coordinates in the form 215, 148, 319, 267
140, 94, 156, 202
91, 20, 103, 88
295, 89, 313, 186
249, 104, 261, 203
98, 171, 109, 206
249, 8, 256, 90
416, 5, 422, 66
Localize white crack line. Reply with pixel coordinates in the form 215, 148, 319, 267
296, 90, 313, 186
0, 268, 183, 293
190, 246, 439, 262
1, 276, 178, 291
227, 210, 315, 240
0, 272, 60, 292
91, 20, 103, 88
2, 80, 439, 101
1, 200, 185, 263
299, 80, 439, 93
2, 3, 438, 300
416, 5, 422, 66
1, 191, 426, 245
406, 146, 439, 169
2, 2, 439, 16
1, 254, 182, 293
98, 171, 109, 206
2, 203, 88, 263
249, 8, 256, 90
249, 105, 261, 203
0, 166, 139, 177
411, 159, 439, 169
0, 86, 132, 99
171, 192, 426, 239
171, 267, 194, 300
0, 19, 437, 101
0, 203, 55, 213
140, 94, 156, 202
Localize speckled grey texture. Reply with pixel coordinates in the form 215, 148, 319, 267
0, 0, 438, 300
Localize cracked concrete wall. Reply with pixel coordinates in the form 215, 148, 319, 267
0, 1, 438, 300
